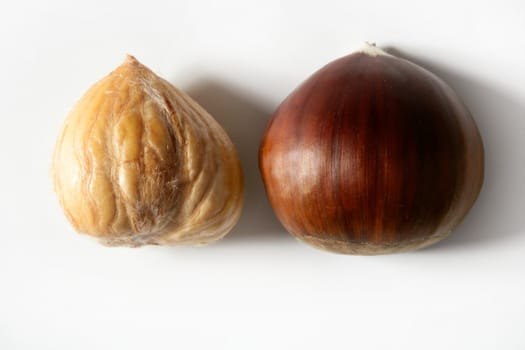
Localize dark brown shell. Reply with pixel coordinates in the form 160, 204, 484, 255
259, 46, 484, 254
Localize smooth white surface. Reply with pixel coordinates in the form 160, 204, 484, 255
1, 1, 525, 349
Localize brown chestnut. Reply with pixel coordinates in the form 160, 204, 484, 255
259, 43, 484, 255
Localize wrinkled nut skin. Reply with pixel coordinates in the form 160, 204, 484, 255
52, 56, 243, 247
259, 45, 484, 255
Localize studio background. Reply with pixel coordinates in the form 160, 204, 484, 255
1, 0, 524, 349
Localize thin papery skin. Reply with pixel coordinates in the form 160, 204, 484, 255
52, 56, 243, 247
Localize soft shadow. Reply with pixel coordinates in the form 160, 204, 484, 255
385, 46, 525, 251
184, 79, 290, 243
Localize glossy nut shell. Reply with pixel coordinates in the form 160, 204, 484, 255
259, 45, 483, 254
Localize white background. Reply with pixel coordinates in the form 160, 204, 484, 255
1, 0, 524, 349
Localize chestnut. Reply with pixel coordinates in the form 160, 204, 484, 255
52, 56, 244, 247
259, 43, 484, 255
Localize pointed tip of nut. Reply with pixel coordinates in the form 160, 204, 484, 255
124, 54, 140, 65
357, 42, 391, 57
116, 54, 151, 77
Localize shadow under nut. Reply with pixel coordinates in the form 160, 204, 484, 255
52, 56, 244, 247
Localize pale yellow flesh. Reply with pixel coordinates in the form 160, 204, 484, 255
52, 56, 244, 247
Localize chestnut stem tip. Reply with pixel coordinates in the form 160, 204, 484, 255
359, 42, 390, 57
124, 54, 139, 64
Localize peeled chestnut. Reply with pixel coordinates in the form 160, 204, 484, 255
52, 56, 243, 247
259, 43, 484, 255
